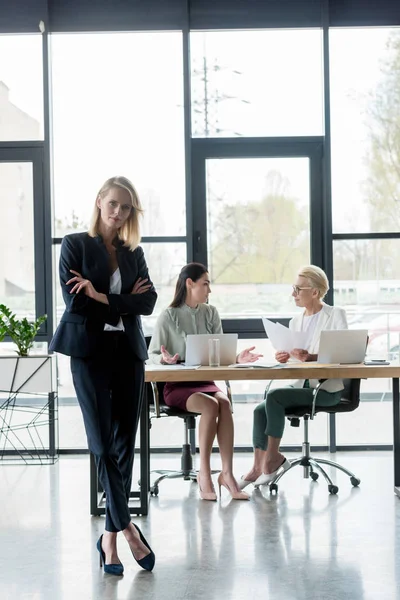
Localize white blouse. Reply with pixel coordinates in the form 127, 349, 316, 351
104, 268, 125, 332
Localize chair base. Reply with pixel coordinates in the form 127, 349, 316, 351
149, 469, 198, 496
144, 441, 220, 496
268, 455, 361, 495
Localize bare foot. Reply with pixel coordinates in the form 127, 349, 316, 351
221, 471, 242, 493
242, 467, 262, 483
264, 453, 286, 475
102, 532, 122, 565
123, 523, 150, 561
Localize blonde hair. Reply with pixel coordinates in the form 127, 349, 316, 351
297, 265, 329, 299
89, 176, 143, 251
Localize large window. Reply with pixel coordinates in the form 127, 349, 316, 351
0, 34, 43, 141
191, 29, 324, 138
0, 162, 35, 317
330, 28, 400, 234
331, 28, 400, 445
51, 32, 186, 448
205, 156, 310, 318
47, 24, 400, 451
51, 32, 186, 238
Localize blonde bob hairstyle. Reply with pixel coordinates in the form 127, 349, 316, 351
89, 176, 143, 251
297, 265, 329, 300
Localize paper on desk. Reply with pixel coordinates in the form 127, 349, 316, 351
229, 360, 283, 368
146, 364, 201, 371
262, 318, 308, 353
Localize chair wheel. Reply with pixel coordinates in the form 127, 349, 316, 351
150, 485, 159, 496
269, 483, 278, 494
328, 485, 338, 495
350, 477, 360, 487
310, 472, 319, 481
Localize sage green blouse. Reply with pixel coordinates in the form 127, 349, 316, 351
147, 303, 222, 364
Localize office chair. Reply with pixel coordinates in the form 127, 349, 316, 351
145, 378, 233, 496
267, 378, 361, 495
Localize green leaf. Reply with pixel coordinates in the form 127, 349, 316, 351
0, 305, 47, 356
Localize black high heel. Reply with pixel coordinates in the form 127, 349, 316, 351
131, 524, 155, 572
96, 535, 124, 576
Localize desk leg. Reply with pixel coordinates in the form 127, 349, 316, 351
139, 395, 149, 516
393, 378, 400, 497
48, 392, 56, 459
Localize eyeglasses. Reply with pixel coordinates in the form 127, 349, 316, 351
292, 285, 313, 295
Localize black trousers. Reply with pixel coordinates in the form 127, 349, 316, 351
71, 332, 144, 532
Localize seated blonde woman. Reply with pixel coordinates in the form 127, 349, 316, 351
148, 262, 262, 501
239, 265, 348, 490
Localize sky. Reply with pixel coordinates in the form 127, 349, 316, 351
0, 27, 396, 236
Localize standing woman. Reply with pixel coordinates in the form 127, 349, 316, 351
50, 176, 157, 575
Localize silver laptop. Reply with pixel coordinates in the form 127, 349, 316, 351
185, 333, 238, 366
318, 329, 368, 364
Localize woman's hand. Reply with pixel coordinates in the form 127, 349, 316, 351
237, 346, 263, 364
131, 277, 152, 295
67, 270, 99, 300
275, 351, 290, 363
160, 345, 180, 365
290, 348, 310, 362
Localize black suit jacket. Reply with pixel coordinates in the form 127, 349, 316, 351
49, 232, 157, 359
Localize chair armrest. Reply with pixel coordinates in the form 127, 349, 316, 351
225, 380, 233, 413
150, 382, 161, 418
311, 379, 327, 419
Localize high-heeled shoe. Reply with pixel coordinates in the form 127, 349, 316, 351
253, 458, 291, 488
218, 473, 250, 500
96, 535, 124, 576
131, 524, 155, 572
197, 475, 217, 501
237, 475, 256, 490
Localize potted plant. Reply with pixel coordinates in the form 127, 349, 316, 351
0, 304, 57, 463
0, 304, 47, 356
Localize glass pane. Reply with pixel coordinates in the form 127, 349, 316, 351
206, 157, 310, 318
336, 380, 393, 446
191, 29, 323, 137
0, 34, 44, 141
140, 242, 187, 335
334, 238, 400, 445
330, 27, 400, 233
51, 32, 185, 237
0, 162, 35, 318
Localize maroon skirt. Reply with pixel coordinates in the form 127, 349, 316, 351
163, 381, 223, 411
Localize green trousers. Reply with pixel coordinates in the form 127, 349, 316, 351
252, 384, 342, 451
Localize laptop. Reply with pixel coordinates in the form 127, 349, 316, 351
185, 333, 238, 366
318, 329, 368, 364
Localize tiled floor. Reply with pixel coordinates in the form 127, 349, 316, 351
1, 451, 400, 600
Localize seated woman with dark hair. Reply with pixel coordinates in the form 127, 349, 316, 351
148, 262, 262, 501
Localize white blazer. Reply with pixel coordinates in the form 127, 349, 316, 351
288, 303, 348, 393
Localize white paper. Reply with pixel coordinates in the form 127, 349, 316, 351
262, 318, 308, 353
146, 364, 201, 371
229, 361, 283, 368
